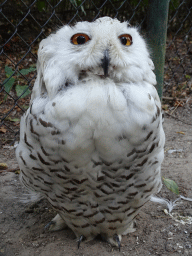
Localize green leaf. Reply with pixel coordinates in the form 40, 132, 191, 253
3, 77, 15, 100
163, 177, 179, 195
70, 0, 78, 6
36, 0, 46, 11
70, 0, 86, 14
185, 75, 191, 79
22, 105, 29, 110
30, 64, 36, 68
4, 77, 15, 93
169, 0, 180, 10
20, 67, 36, 75
16, 84, 31, 98
80, 5, 86, 15
6, 117, 20, 122
5, 66, 14, 77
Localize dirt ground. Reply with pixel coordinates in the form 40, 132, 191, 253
0, 110, 192, 256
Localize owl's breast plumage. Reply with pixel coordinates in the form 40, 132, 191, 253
16, 78, 164, 239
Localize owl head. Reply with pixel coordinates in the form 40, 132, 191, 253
33, 17, 156, 98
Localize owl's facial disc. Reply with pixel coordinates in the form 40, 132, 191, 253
70, 30, 134, 80
101, 49, 110, 77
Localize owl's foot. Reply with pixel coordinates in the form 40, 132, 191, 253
77, 235, 84, 249
102, 234, 122, 250
44, 214, 67, 231
122, 221, 136, 235
114, 234, 121, 251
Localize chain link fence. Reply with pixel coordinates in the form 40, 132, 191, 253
165, 0, 192, 101
0, 0, 191, 146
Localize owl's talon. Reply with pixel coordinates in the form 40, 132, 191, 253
77, 235, 84, 249
114, 234, 121, 251
44, 214, 67, 231
44, 221, 54, 230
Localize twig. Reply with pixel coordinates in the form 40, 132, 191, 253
165, 112, 192, 126
0, 168, 19, 173
162, 96, 187, 102
170, 102, 180, 115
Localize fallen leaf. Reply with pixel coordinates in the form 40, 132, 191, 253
176, 131, 185, 135
5, 117, 20, 122
162, 104, 169, 110
174, 100, 184, 107
163, 177, 179, 195
0, 127, 7, 133
0, 163, 8, 170
1, 107, 9, 114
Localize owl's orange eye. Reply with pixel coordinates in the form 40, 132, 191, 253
71, 33, 90, 45
119, 34, 132, 46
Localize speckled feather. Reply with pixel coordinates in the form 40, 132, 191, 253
16, 17, 165, 246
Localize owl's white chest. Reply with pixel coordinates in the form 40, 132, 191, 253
16, 78, 164, 240
31, 79, 159, 164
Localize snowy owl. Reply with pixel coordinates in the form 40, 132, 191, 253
16, 17, 165, 249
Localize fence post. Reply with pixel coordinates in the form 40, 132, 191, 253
146, 0, 169, 100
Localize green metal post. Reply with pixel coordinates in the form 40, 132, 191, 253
146, 0, 169, 100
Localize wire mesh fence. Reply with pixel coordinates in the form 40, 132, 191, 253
0, 0, 192, 146
165, 0, 192, 100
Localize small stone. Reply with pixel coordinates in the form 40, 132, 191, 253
184, 209, 192, 216
32, 241, 39, 247
40, 234, 46, 238
184, 250, 189, 255
5, 239, 12, 244
166, 243, 173, 252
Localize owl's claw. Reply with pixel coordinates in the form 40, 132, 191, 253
44, 221, 54, 230
114, 234, 121, 252
44, 214, 67, 231
77, 235, 84, 249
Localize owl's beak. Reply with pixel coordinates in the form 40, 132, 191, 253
101, 49, 110, 77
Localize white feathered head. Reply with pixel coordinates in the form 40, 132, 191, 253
32, 17, 156, 99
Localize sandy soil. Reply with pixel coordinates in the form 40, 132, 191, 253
0, 113, 192, 256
